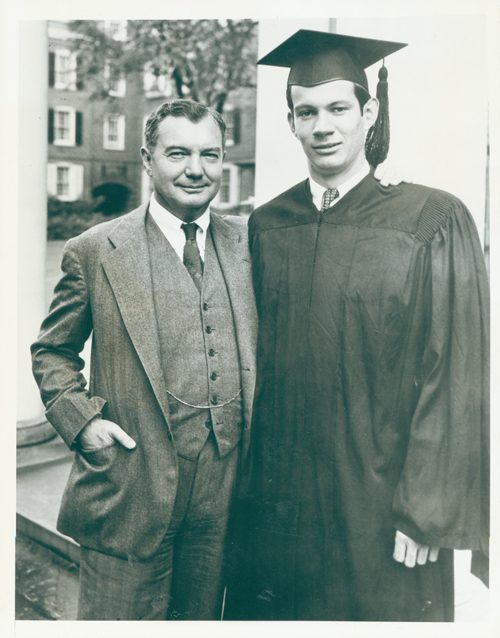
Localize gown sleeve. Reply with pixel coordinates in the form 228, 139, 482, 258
391, 191, 489, 585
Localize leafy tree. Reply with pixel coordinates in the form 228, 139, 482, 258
69, 19, 258, 112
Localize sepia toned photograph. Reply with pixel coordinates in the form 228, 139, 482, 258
5, 5, 498, 637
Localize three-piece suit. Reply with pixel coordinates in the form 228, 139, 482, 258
31, 203, 257, 619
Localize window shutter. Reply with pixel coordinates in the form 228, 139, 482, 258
233, 110, 241, 144
49, 52, 55, 87
48, 109, 54, 143
76, 56, 84, 91
76, 112, 83, 146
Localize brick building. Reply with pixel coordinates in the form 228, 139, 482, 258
47, 20, 256, 219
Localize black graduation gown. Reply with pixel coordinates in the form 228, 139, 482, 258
227, 173, 489, 621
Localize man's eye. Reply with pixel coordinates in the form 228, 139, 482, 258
169, 151, 185, 158
298, 111, 313, 119
204, 153, 219, 160
331, 107, 347, 113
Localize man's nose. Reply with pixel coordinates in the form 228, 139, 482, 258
185, 154, 203, 177
313, 110, 335, 136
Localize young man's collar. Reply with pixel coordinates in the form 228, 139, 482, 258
309, 161, 371, 211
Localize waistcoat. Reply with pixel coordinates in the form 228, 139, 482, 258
146, 213, 243, 460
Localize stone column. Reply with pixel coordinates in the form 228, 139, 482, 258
17, 21, 55, 446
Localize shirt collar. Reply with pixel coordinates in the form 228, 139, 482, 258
149, 193, 211, 234
309, 161, 371, 211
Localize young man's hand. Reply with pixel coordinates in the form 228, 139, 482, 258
374, 160, 414, 187
393, 530, 440, 567
76, 416, 136, 452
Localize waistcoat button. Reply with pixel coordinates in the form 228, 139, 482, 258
211, 396, 218, 405
206, 326, 212, 334
208, 349, 215, 357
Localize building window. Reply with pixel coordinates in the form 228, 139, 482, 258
223, 106, 241, 147
104, 20, 127, 41
49, 107, 82, 146
56, 166, 70, 197
143, 70, 174, 98
56, 110, 70, 141
49, 49, 77, 90
55, 51, 71, 87
104, 63, 126, 97
47, 163, 84, 201
103, 114, 126, 150
217, 164, 239, 206
108, 119, 118, 142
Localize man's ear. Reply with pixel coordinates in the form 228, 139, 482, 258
140, 147, 153, 176
363, 97, 379, 132
287, 111, 296, 137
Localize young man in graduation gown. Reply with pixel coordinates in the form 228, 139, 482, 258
226, 30, 489, 622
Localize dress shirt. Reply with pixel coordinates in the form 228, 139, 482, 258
148, 193, 211, 262
309, 161, 371, 212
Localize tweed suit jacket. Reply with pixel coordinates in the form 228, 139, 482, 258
31, 204, 258, 560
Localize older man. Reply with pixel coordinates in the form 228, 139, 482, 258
32, 99, 258, 620
227, 30, 489, 622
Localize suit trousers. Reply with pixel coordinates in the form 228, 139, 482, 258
77, 431, 240, 620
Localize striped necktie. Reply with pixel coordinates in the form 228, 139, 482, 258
321, 188, 340, 212
181, 222, 203, 293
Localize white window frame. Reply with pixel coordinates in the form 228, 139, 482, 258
104, 62, 126, 97
53, 106, 76, 146
47, 162, 84, 201
54, 48, 77, 90
215, 164, 239, 207
103, 114, 126, 151
104, 20, 128, 41
143, 69, 174, 98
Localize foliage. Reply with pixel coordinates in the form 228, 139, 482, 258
47, 198, 125, 240
69, 20, 258, 112
46, 197, 253, 240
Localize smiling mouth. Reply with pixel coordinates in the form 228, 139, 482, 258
178, 184, 208, 191
313, 142, 341, 151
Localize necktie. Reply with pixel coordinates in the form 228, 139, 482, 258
181, 222, 203, 293
321, 188, 340, 212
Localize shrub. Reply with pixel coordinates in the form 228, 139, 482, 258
47, 198, 125, 240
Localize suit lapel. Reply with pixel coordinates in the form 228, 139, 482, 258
209, 213, 254, 316
210, 213, 258, 455
101, 206, 172, 427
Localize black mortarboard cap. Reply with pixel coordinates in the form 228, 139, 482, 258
257, 29, 407, 91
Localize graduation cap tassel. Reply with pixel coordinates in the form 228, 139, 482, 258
365, 63, 390, 167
